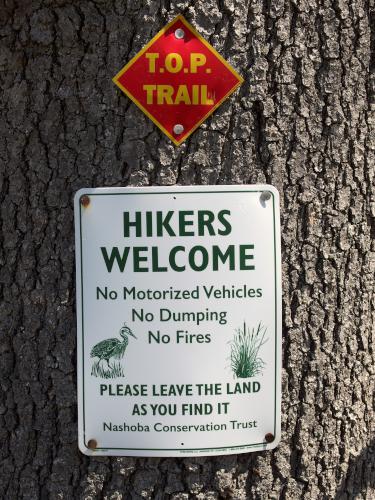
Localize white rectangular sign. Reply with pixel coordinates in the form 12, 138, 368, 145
74, 185, 281, 456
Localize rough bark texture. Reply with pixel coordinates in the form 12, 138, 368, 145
0, 0, 374, 499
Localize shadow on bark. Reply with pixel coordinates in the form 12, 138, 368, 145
334, 439, 375, 499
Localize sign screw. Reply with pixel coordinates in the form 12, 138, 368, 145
175, 28, 185, 39
87, 439, 97, 449
80, 195, 90, 207
260, 191, 272, 203
264, 433, 274, 443
173, 124, 184, 135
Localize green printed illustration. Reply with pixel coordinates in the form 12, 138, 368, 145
91, 324, 137, 379
230, 322, 268, 378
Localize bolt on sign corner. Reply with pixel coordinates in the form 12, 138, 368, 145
74, 185, 282, 457
112, 15, 243, 145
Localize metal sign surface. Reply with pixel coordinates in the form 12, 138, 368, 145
75, 185, 281, 457
113, 15, 243, 145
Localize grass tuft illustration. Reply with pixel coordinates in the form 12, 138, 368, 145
91, 360, 125, 379
230, 322, 268, 378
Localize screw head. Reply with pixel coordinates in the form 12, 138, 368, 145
173, 124, 184, 135
265, 433, 274, 443
260, 191, 272, 203
175, 28, 185, 39
80, 195, 90, 207
87, 439, 97, 449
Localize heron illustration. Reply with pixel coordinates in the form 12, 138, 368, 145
90, 324, 137, 371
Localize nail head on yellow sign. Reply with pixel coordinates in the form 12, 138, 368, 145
113, 15, 244, 146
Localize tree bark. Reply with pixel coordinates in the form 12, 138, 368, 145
0, 0, 374, 499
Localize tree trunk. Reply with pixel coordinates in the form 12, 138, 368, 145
0, 0, 374, 499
